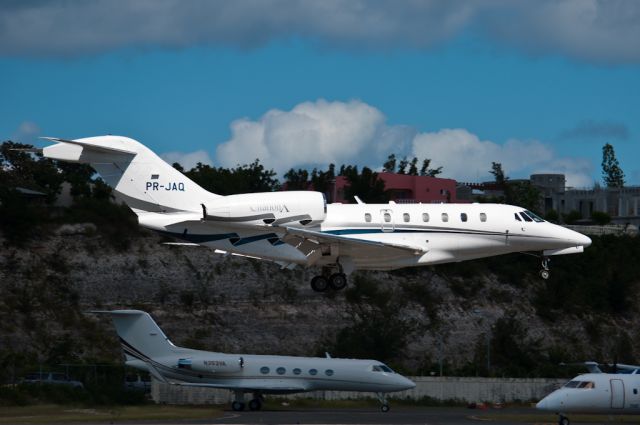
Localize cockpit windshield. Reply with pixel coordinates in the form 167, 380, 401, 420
517, 210, 545, 223
564, 380, 595, 389
372, 364, 394, 373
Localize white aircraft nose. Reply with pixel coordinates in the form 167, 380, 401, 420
394, 376, 416, 391
578, 233, 592, 247
535, 398, 548, 410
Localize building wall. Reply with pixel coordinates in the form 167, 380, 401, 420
152, 376, 565, 404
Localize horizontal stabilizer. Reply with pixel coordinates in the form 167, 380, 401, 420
41, 137, 137, 155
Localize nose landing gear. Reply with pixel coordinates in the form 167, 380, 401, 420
539, 257, 550, 280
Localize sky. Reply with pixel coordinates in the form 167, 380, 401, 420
1, 0, 639, 187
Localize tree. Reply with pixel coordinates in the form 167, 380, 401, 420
184, 160, 279, 195
397, 157, 408, 174
408, 157, 419, 176
601, 143, 625, 188
283, 168, 309, 190
420, 158, 442, 177
489, 162, 506, 187
382, 154, 396, 173
342, 166, 389, 203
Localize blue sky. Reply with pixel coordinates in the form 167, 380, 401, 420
1, 1, 639, 186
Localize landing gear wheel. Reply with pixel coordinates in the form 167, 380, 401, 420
539, 256, 550, 280
329, 273, 347, 290
558, 415, 569, 425
540, 269, 550, 279
248, 398, 262, 411
310, 276, 329, 292
231, 401, 245, 411
381, 404, 390, 412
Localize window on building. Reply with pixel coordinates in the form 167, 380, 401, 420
365, 213, 372, 223
260, 367, 270, 374
461, 213, 467, 222
309, 369, 318, 376
422, 213, 429, 222
276, 367, 286, 375
403, 213, 410, 222
480, 213, 487, 222
441, 213, 449, 222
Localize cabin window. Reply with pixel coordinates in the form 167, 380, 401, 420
325, 369, 334, 376
578, 381, 595, 389
564, 381, 580, 388
515, 213, 521, 221
372, 365, 383, 372
480, 213, 487, 222
441, 213, 449, 222
461, 213, 468, 222
634, 389, 638, 395
525, 210, 545, 222
260, 367, 270, 374
422, 213, 429, 222
403, 213, 410, 222
384, 212, 391, 222
365, 213, 372, 223
309, 368, 318, 376
276, 367, 286, 375
293, 368, 301, 375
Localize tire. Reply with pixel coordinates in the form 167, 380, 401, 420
248, 398, 262, 411
310, 275, 329, 292
231, 401, 245, 411
329, 273, 348, 290
381, 404, 390, 412
540, 269, 550, 280
559, 416, 570, 425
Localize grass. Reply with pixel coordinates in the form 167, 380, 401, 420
0, 404, 223, 423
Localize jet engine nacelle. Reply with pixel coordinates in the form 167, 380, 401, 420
202, 191, 326, 227
177, 355, 244, 374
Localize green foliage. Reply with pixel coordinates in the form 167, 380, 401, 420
489, 162, 506, 186
504, 181, 541, 213
341, 165, 389, 203
601, 143, 625, 188
182, 160, 279, 195
562, 210, 582, 224
544, 209, 559, 222
591, 210, 611, 225
383, 154, 396, 172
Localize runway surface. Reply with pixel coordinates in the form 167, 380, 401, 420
70, 406, 568, 425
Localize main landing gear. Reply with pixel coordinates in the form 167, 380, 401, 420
231, 391, 263, 411
558, 414, 570, 425
310, 268, 348, 292
376, 392, 390, 412
539, 256, 550, 280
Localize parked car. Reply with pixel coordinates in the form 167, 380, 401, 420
22, 372, 84, 388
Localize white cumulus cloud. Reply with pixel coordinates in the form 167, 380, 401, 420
11, 121, 40, 145
216, 99, 405, 172
411, 128, 593, 186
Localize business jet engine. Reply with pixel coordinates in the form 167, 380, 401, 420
202, 191, 326, 228
177, 355, 244, 374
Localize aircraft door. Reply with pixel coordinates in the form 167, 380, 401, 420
611, 379, 625, 409
380, 209, 394, 232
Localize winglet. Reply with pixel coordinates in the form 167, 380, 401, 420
354, 196, 365, 204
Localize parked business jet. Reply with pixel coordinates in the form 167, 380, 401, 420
96, 309, 415, 411
42, 136, 591, 291
537, 370, 640, 425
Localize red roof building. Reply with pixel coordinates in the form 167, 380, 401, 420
330, 172, 458, 204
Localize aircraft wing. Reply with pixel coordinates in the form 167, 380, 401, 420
281, 226, 425, 261
170, 381, 309, 393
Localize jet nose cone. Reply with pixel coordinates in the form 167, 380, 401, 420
579, 233, 592, 247
535, 398, 548, 410
395, 376, 416, 391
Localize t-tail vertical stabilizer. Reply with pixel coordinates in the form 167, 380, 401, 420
42, 136, 218, 213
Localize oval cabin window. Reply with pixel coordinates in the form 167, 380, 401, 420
384, 213, 391, 223
403, 213, 410, 222
422, 213, 429, 222
365, 213, 372, 223
441, 213, 449, 222
461, 213, 468, 222
480, 213, 487, 222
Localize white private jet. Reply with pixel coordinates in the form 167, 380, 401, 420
96, 309, 415, 412
42, 136, 592, 291
537, 368, 640, 425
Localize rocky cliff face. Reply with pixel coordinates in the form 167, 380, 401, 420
1, 226, 638, 377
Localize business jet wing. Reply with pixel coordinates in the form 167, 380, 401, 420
281, 226, 425, 260
171, 381, 309, 393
